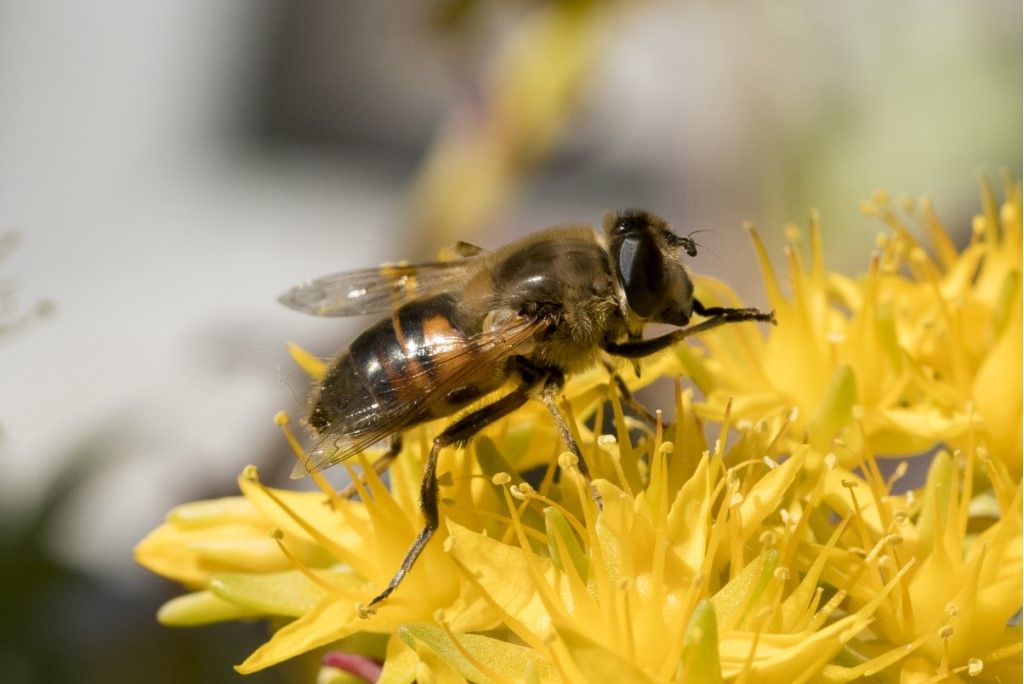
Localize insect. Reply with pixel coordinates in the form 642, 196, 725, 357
279, 209, 775, 611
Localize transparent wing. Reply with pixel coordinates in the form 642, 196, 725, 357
279, 258, 483, 318
291, 314, 546, 478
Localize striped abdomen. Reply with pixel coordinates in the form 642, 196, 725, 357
308, 293, 503, 436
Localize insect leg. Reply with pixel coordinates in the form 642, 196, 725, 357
603, 308, 775, 359
540, 377, 604, 511
600, 358, 661, 428
692, 298, 774, 322
365, 383, 535, 611
337, 434, 403, 500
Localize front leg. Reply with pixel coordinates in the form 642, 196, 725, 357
604, 301, 775, 359
692, 298, 774, 323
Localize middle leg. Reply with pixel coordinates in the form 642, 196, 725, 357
541, 376, 604, 511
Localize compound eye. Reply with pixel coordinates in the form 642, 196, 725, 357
616, 234, 666, 318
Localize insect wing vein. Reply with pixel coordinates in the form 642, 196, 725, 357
279, 258, 482, 318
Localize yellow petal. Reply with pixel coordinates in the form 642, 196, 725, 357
166, 496, 265, 527
680, 600, 722, 684
134, 519, 295, 587
720, 613, 871, 682
378, 634, 420, 684
972, 278, 1022, 474
807, 366, 857, 451
319, 667, 372, 684
712, 549, 779, 631
544, 507, 588, 579
398, 623, 557, 684
738, 447, 808, 540
237, 596, 362, 674
157, 590, 263, 626
446, 520, 554, 636
864, 406, 973, 455
553, 624, 660, 684
209, 569, 363, 618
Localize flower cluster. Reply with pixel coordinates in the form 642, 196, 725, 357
136, 180, 1021, 682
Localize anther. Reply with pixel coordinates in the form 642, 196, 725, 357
884, 534, 904, 546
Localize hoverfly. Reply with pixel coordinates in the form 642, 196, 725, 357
279, 209, 775, 610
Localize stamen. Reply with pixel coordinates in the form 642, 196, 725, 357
274, 411, 339, 505
270, 529, 344, 596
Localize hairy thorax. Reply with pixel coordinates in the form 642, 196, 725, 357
468, 225, 622, 375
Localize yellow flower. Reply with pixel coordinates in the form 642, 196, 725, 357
682, 178, 1021, 476
136, 432, 472, 673
136, 180, 1022, 681
439, 414, 909, 683
135, 353, 674, 675
807, 436, 1023, 682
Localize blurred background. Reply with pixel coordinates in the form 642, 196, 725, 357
0, 1, 1019, 681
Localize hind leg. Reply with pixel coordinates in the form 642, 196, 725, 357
363, 381, 536, 612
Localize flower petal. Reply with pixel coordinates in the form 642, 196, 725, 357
553, 624, 660, 684
157, 590, 264, 626
209, 569, 363, 618
680, 599, 723, 684
399, 623, 557, 684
